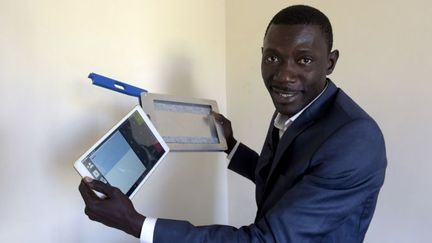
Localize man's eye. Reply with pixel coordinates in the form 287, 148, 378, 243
264, 56, 280, 64
298, 57, 313, 65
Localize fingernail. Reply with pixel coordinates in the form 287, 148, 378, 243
84, 177, 93, 182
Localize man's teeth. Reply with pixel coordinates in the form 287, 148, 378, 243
274, 89, 296, 98
280, 93, 294, 98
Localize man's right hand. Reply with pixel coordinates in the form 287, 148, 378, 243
78, 177, 145, 238
212, 111, 237, 154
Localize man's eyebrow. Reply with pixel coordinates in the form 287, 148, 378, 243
296, 49, 313, 53
262, 47, 279, 53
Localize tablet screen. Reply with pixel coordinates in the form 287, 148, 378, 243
79, 109, 167, 197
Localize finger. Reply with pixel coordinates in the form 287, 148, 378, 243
79, 179, 100, 203
87, 178, 118, 197
211, 112, 229, 127
79, 179, 97, 199
211, 111, 224, 121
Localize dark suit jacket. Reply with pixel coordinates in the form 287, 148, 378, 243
154, 81, 387, 242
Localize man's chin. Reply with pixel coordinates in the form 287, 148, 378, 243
271, 95, 305, 116
274, 105, 301, 117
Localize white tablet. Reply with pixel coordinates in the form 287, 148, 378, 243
74, 106, 169, 198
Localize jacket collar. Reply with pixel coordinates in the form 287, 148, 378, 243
265, 79, 339, 185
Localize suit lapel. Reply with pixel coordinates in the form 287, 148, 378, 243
265, 116, 314, 186
263, 80, 339, 189
255, 112, 278, 176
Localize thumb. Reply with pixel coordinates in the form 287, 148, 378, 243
211, 111, 224, 122
85, 177, 117, 197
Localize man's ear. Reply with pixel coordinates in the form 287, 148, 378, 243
326, 49, 339, 75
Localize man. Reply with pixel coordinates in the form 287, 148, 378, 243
79, 5, 387, 242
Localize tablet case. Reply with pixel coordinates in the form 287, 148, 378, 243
88, 73, 227, 152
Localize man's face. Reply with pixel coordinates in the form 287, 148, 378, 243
261, 24, 338, 117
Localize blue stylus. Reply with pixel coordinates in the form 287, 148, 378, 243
88, 73, 147, 97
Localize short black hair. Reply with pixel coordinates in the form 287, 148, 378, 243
265, 5, 334, 52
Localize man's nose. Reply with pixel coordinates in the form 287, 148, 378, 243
274, 61, 296, 82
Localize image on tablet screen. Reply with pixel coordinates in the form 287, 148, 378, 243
82, 111, 166, 194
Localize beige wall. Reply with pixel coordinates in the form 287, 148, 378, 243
226, 0, 432, 242
0, 1, 227, 242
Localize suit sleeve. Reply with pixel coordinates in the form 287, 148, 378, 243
153, 119, 387, 243
227, 143, 260, 183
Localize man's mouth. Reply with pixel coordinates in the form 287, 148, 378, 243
271, 86, 301, 98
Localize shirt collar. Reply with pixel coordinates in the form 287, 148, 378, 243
274, 81, 328, 134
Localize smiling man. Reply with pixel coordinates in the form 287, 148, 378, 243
80, 5, 387, 243
261, 23, 338, 118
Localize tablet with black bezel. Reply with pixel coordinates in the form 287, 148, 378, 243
74, 106, 169, 198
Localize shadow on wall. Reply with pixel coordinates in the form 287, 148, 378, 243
47, 48, 202, 200
49, 48, 200, 186
134, 152, 223, 225
48, 50, 225, 225
134, 50, 225, 224
157, 49, 198, 98
48, 84, 136, 193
